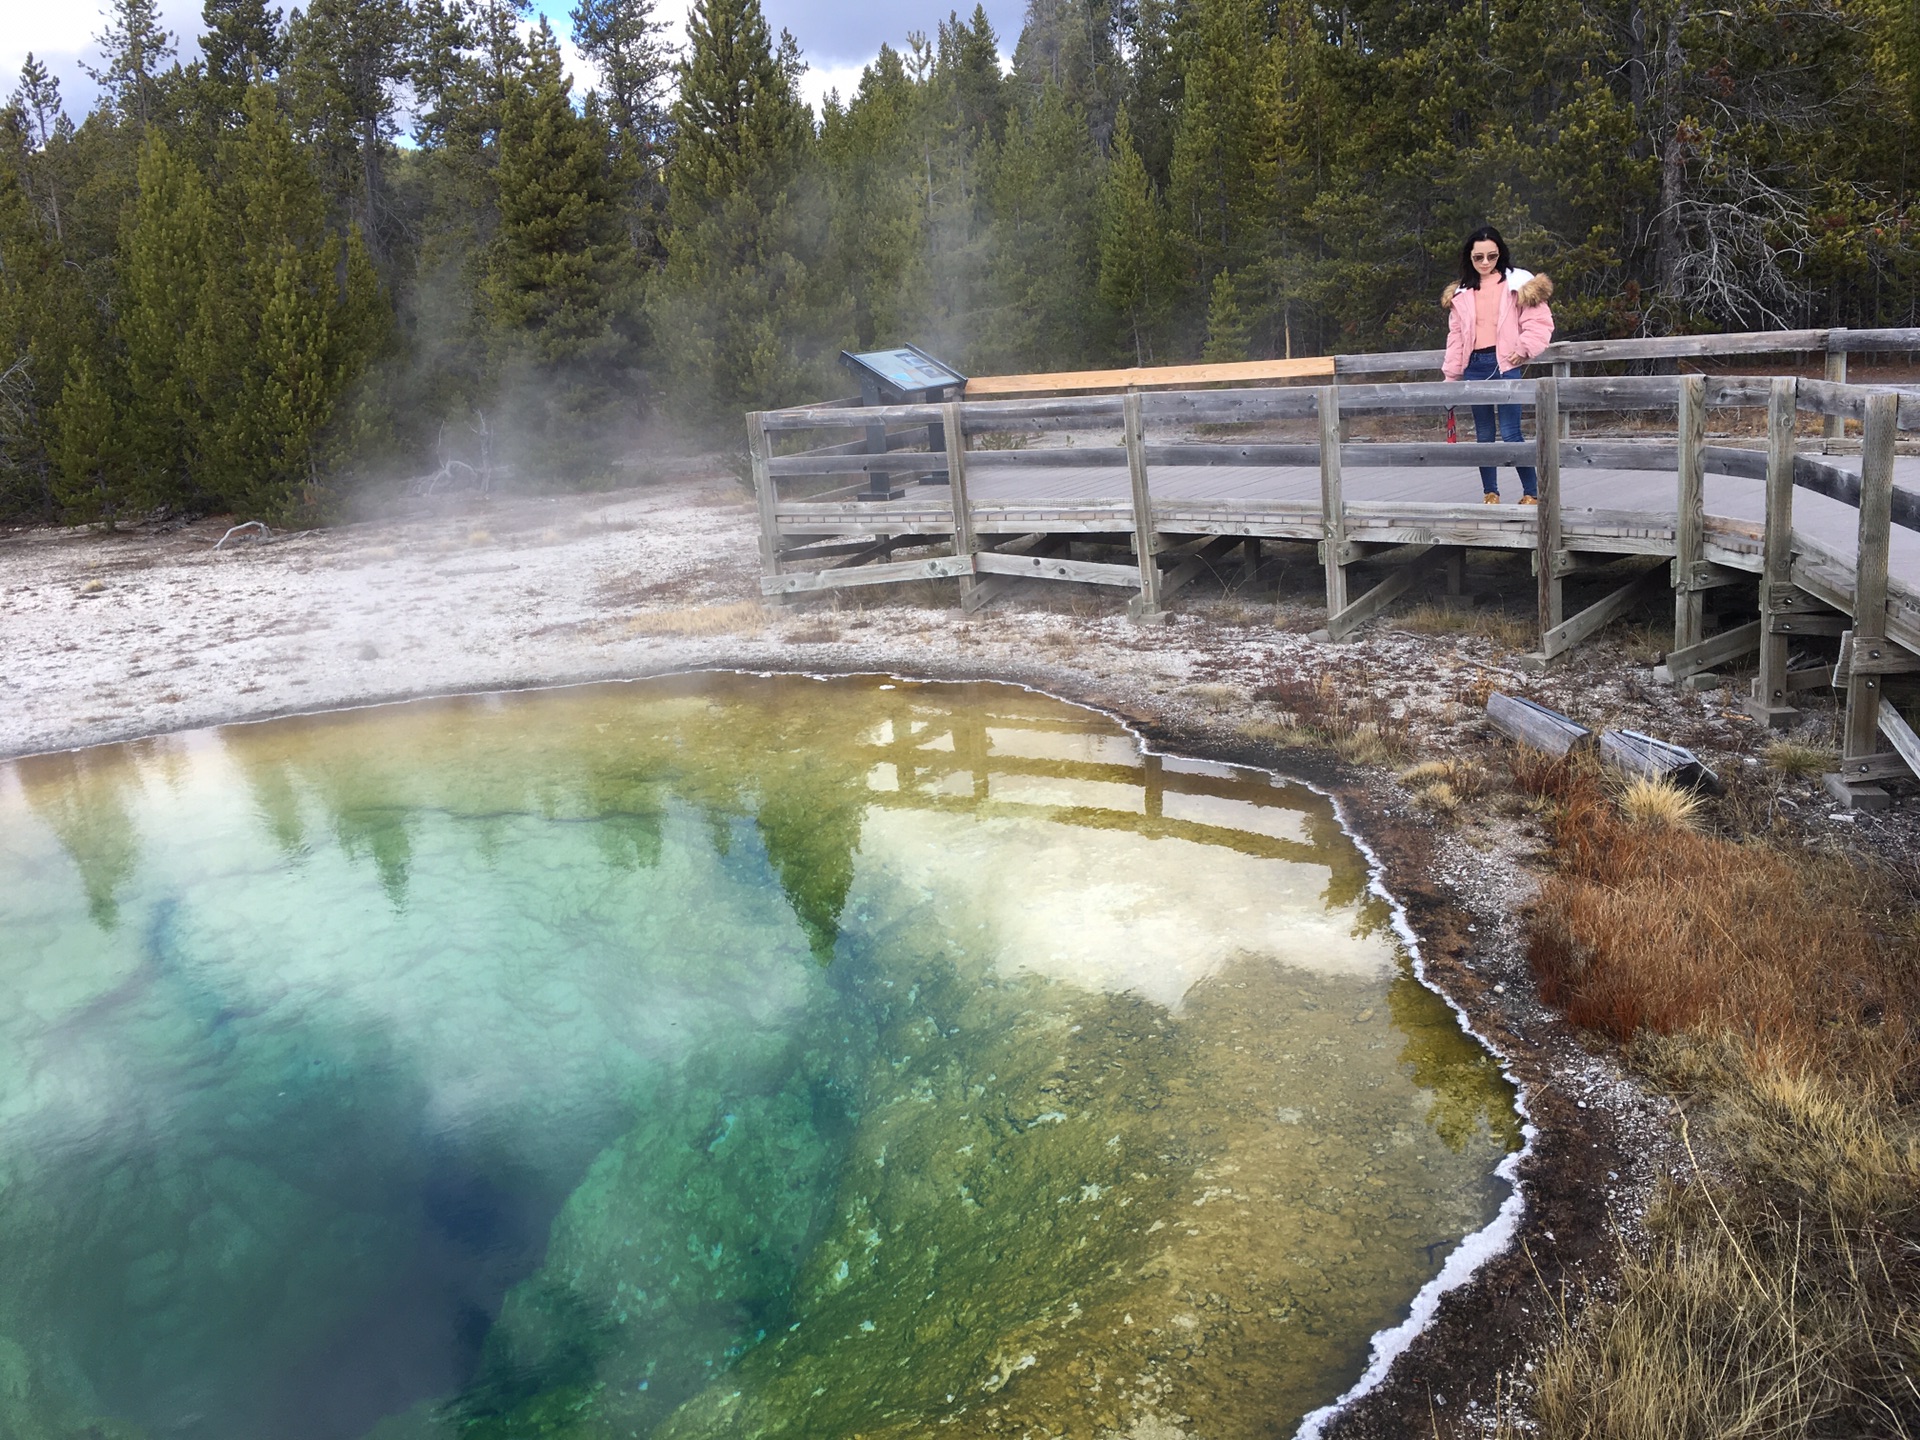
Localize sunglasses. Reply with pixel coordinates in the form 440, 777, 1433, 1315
1470, 249, 1501, 260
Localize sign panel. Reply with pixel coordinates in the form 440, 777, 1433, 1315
840, 347, 967, 399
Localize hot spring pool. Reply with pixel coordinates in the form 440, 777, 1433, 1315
0, 673, 1519, 1440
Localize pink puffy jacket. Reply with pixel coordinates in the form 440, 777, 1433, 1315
1441, 269, 1555, 380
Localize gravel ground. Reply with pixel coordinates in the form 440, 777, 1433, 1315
5, 472, 1915, 1437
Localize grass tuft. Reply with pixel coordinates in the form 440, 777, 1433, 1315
1764, 740, 1837, 777
1615, 775, 1702, 831
1528, 767, 1912, 1056
1399, 757, 1488, 814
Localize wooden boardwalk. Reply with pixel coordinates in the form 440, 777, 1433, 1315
747, 332, 1920, 805
795, 455, 1920, 589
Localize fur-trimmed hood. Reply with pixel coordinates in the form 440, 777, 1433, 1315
1442, 268, 1553, 308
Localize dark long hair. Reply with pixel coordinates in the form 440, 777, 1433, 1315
1458, 226, 1511, 290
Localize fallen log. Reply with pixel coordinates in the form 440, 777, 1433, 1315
1485, 692, 1594, 756
1599, 728, 1722, 792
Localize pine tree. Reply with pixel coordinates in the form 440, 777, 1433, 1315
1121, 0, 1180, 187
1097, 109, 1173, 363
119, 131, 216, 511
281, 0, 407, 254
0, 124, 86, 516
570, 0, 673, 263
209, 83, 385, 515
8, 58, 71, 243
48, 352, 131, 524
487, 20, 633, 477
979, 82, 1100, 370
654, 0, 826, 421
819, 44, 933, 349
199, 0, 286, 127
666, 0, 810, 216
1166, 0, 1275, 321
86, 0, 176, 129
570, 0, 672, 164
1201, 270, 1249, 361
938, 5, 1007, 145
1011, 0, 1123, 145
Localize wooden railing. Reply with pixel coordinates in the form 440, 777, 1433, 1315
747, 328, 1920, 805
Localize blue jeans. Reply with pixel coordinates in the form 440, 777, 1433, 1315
1463, 348, 1537, 497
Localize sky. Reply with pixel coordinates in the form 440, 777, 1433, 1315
0, 0, 1027, 126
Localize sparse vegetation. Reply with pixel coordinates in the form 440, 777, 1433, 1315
1396, 603, 1535, 653
624, 602, 767, 637
1256, 671, 1414, 765
1519, 754, 1920, 1439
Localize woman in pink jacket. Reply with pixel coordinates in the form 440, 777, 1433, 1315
1442, 226, 1555, 503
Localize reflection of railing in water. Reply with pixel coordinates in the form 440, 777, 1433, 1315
854, 704, 1353, 872
748, 328, 1920, 808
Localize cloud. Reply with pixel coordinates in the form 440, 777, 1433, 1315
0, 0, 202, 120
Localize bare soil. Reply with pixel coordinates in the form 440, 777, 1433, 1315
4, 473, 1916, 1437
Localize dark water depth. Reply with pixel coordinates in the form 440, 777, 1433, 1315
0, 674, 1519, 1440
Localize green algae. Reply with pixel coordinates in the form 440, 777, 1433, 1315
0, 675, 1519, 1440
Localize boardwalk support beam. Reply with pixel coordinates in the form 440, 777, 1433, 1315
1318, 385, 1348, 622
1823, 329, 1848, 441
1162, 535, 1244, 600
942, 400, 983, 610
1667, 373, 1709, 685
747, 411, 785, 605
1124, 391, 1168, 623
1322, 545, 1444, 641
1536, 376, 1564, 643
1825, 392, 1898, 809
1521, 561, 1668, 669
1744, 377, 1802, 726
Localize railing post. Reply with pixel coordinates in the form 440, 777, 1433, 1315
1535, 376, 1563, 642
942, 399, 981, 610
1669, 373, 1708, 676
1841, 394, 1895, 759
1124, 390, 1167, 623
1744, 377, 1800, 726
1318, 385, 1348, 620
747, 412, 784, 601
1552, 359, 1571, 440
1823, 329, 1848, 441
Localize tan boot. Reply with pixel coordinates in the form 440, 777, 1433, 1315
1482, 492, 1501, 504
1519, 495, 1539, 506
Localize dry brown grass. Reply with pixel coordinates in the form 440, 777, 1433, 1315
1531, 1040, 1920, 1440
1526, 763, 1913, 1059
623, 601, 768, 638
1396, 601, 1535, 652
1619, 619, 1670, 666
1521, 760, 1920, 1438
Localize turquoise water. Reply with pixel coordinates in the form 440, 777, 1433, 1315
0, 675, 1519, 1440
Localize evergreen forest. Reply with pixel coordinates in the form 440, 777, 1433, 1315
3, 0, 1918, 523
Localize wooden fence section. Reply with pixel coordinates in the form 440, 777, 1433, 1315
746, 327, 1920, 807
